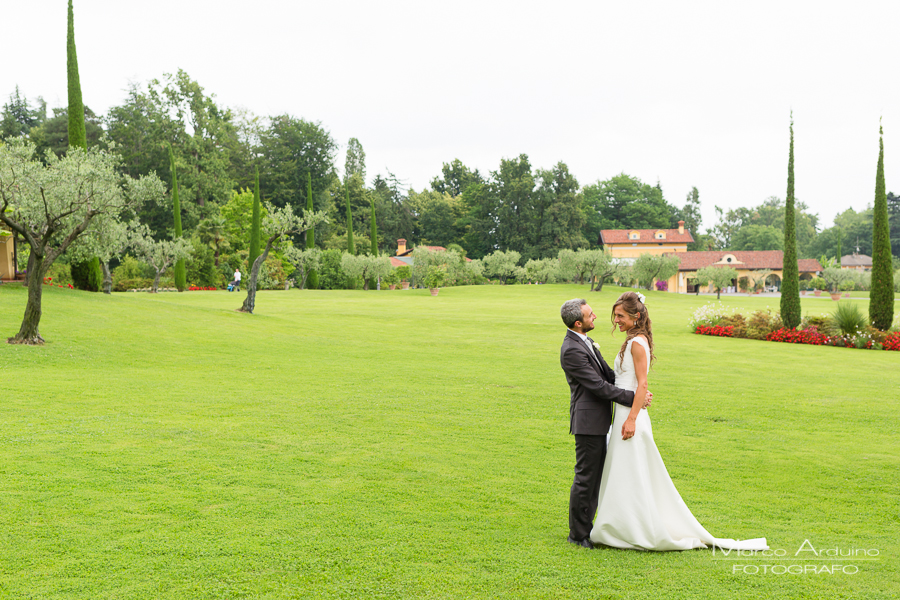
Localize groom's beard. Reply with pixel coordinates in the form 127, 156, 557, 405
583, 323, 595, 333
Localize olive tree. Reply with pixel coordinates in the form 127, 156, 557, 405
284, 247, 322, 290
340, 253, 393, 290
632, 254, 681, 290
695, 266, 738, 300
130, 224, 194, 292
523, 258, 559, 284
0, 139, 158, 344
240, 203, 326, 313
481, 249, 521, 284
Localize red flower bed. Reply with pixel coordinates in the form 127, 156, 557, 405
188, 286, 218, 291
766, 328, 830, 346
695, 325, 733, 337
883, 332, 900, 351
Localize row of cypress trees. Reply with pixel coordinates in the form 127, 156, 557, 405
781, 116, 894, 331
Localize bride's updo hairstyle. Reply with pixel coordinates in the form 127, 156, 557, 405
611, 292, 656, 366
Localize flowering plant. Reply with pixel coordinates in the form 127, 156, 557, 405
695, 325, 734, 337
688, 302, 735, 329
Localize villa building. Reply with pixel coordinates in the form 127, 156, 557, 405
840, 252, 872, 271
0, 226, 17, 281
662, 250, 823, 294
599, 221, 694, 263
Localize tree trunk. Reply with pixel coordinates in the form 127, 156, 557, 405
151, 269, 162, 293
717, 289, 721, 300
10, 254, 46, 345
101, 261, 112, 294
240, 240, 275, 313
23, 251, 35, 286
595, 278, 604, 292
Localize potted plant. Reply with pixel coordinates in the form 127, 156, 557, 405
396, 265, 411, 290
383, 269, 400, 290
738, 276, 752, 295
840, 279, 854, 298
822, 267, 849, 301
424, 266, 447, 296
812, 277, 826, 297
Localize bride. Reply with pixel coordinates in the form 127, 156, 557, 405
589, 291, 768, 551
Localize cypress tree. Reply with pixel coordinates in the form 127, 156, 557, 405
346, 186, 355, 255
305, 171, 318, 289
368, 198, 378, 289
66, 0, 102, 290
170, 145, 186, 291
870, 121, 895, 330
249, 166, 261, 272
780, 114, 801, 330
66, 0, 86, 151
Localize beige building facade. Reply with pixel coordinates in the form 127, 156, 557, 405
599, 221, 694, 262
0, 228, 16, 280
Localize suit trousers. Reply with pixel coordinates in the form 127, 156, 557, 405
569, 433, 607, 541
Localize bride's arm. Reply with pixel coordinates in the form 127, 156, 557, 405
621, 338, 649, 440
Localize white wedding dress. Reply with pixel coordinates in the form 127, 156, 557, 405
589, 337, 768, 551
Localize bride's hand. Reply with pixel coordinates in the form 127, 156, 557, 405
622, 417, 636, 440
643, 391, 653, 409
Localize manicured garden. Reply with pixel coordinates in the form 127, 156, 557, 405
0, 284, 896, 599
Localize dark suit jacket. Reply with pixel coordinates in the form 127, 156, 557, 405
560, 329, 635, 435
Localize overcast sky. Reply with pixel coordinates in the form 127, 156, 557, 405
3, 0, 897, 230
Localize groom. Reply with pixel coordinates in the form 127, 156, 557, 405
559, 298, 650, 549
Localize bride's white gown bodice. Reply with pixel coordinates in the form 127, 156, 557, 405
589, 337, 768, 551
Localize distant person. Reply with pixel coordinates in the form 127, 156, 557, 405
230, 269, 241, 291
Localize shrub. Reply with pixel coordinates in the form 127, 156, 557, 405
746, 309, 783, 340
318, 249, 352, 290
655, 280, 668, 291
718, 314, 747, 338
45, 262, 73, 286
800, 315, 829, 331
186, 241, 220, 288
71, 257, 102, 292
114, 278, 154, 291
112, 255, 153, 289
811, 277, 828, 291
258, 255, 289, 290
395, 265, 411, 281
829, 302, 868, 336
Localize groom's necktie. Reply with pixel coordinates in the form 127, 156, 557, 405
585, 338, 598, 361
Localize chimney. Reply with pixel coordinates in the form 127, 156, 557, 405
396, 239, 407, 255
678, 220, 685, 235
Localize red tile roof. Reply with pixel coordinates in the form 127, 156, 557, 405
600, 229, 694, 244
663, 251, 823, 272
389, 257, 408, 267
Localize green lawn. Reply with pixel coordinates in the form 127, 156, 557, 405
0, 284, 897, 599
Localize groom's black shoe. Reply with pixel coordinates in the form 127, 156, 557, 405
567, 536, 593, 549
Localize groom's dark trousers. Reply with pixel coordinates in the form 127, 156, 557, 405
560, 330, 635, 542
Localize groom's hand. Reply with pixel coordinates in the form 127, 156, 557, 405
642, 391, 653, 409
